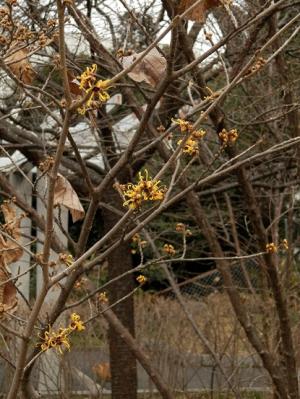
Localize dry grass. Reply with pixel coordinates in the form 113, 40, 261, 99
135, 292, 252, 356
65, 392, 271, 399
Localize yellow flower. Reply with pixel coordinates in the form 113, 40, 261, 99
122, 170, 165, 209
77, 106, 87, 115
132, 233, 141, 243
219, 129, 238, 145
174, 118, 206, 156
77, 64, 97, 91
266, 242, 277, 253
131, 234, 147, 253
98, 292, 108, 304
40, 327, 71, 355
122, 185, 143, 209
136, 275, 147, 285
59, 253, 74, 267
177, 138, 199, 156
172, 118, 193, 133
93, 79, 111, 101
77, 64, 111, 114
192, 129, 206, 139
281, 239, 288, 250
175, 223, 185, 232
39, 315, 85, 354
175, 223, 192, 236
74, 279, 83, 289
163, 244, 176, 256
249, 57, 266, 75
69, 313, 85, 332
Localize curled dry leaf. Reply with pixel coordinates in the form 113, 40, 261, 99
120, 48, 167, 87
67, 69, 83, 97
0, 268, 17, 316
54, 174, 85, 223
0, 203, 22, 317
0, 267, 17, 317
178, 0, 221, 22
5, 43, 35, 84
0, 233, 23, 267
0, 203, 23, 264
1, 203, 21, 238
92, 362, 111, 382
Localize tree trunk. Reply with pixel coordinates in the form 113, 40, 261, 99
103, 185, 138, 399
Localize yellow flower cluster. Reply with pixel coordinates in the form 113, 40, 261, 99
172, 118, 193, 133
77, 64, 111, 115
163, 244, 176, 256
122, 170, 165, 210
175, 223, 192, 236
131, 233, 147, 254
177, 137, 199, 156
173, 118, 206, 139
246, 57, 266, 77
136, 275, 147, 285
40, 313, 85, 355
98, 292, 108, 304
132, 233, 146, 244
173, 118, 206, 156
59, 253, 74, 267
218, 128, 238, 145
69, 313, 85, 332
41, 328, 70, 354
175, 223, 185, 232
266, 242, 277, 254
74, 277, 88, 290
266, 239, 288, 254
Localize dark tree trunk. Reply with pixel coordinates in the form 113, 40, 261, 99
103, 185, 138, 399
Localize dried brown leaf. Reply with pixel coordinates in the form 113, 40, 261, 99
0, 234, 22, 266
92, 362, 111, 381
67, 69, 83, 96
1, 203, 20, 240
120, 48, 167, 87
0, 264, 17, 318
178, 0, 221, 22
3, 280, 17, 310
0, 203, 23, 264
54, 174, 85, 223
5, 45, 35, 84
